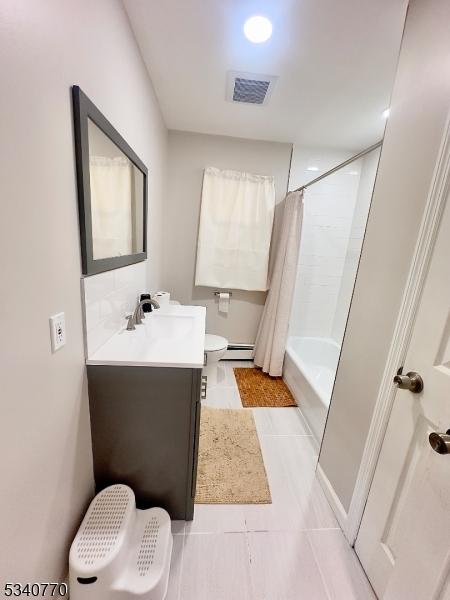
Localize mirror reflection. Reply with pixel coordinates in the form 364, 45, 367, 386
87, 119, 144, 260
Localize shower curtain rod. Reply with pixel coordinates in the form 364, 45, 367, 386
294, 140, 383, 193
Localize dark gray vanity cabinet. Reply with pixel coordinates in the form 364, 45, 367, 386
87, 365, 202, 520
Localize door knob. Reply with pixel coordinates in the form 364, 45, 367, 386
393, 371, 424, 393
429, 430, 450, 455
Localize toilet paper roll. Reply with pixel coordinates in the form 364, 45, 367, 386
218, 292, 230, 314
154, 291, 170, 308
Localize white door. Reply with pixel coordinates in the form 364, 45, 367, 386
355, 174, 450, 599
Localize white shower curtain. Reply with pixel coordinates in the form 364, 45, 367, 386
253, 190, 304, 376
195, 167, 275, 291
89, 156, 133, 259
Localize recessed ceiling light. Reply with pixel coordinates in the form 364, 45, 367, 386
307, 166, 320, 172
244, 16, 273, 44
382, 108, 390, 119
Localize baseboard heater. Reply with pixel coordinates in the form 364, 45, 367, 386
223, 343, 254, 361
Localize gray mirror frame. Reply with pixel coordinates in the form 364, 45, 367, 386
72, 85, 148, 275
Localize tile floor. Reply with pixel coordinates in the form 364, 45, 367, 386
167, 361, 375, 600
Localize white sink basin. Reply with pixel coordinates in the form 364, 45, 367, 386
144, 313, 195, 341
86, 305, 206, 368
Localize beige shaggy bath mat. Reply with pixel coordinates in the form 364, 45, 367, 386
234, 367, 297, 408
195, 407, 271, 504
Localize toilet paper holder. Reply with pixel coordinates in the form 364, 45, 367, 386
214, 291, 232, 297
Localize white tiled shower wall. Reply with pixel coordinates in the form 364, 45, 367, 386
331, 150, 380, 343
82, 261, 147, 356
288, 146, 380, 345
288, 148, 360, 339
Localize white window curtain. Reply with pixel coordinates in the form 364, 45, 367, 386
195, 166, 275, 291
89, 156, 133, 259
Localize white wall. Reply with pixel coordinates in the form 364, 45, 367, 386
162, 130, 292, 344
288, 147, 361, 339
0, 0, 167, 581
319, 0, 450, 512
331, 149, 381, 344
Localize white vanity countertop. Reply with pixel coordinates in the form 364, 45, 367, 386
86, 304, 206, 368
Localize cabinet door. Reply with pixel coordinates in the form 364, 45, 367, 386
88, 365, 194, 519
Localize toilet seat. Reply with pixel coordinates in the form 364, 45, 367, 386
205, 334, 228, 352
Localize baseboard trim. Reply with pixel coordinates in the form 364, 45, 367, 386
227, 343, 254, 350
316, 464, 350, 541
223, 348, 254, 360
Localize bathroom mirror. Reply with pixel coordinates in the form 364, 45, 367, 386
72, 85, 147, 275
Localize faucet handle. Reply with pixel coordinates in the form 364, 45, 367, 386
125, 314, 135, 331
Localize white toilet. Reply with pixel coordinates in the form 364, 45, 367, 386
204, 333, 228, 364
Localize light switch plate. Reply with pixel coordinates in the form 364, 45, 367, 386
50, 312, 66, 352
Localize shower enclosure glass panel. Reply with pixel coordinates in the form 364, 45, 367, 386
284, 147, 381, 442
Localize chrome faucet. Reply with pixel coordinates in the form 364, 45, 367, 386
126, 297, 160, 331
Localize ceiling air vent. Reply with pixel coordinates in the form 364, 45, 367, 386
226, 71, 278, 106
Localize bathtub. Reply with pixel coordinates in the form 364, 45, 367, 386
283, 336, 340, 443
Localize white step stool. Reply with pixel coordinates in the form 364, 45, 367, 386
69, 484, 173, 600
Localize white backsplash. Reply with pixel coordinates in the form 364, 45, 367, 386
82, 261, 147, 356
